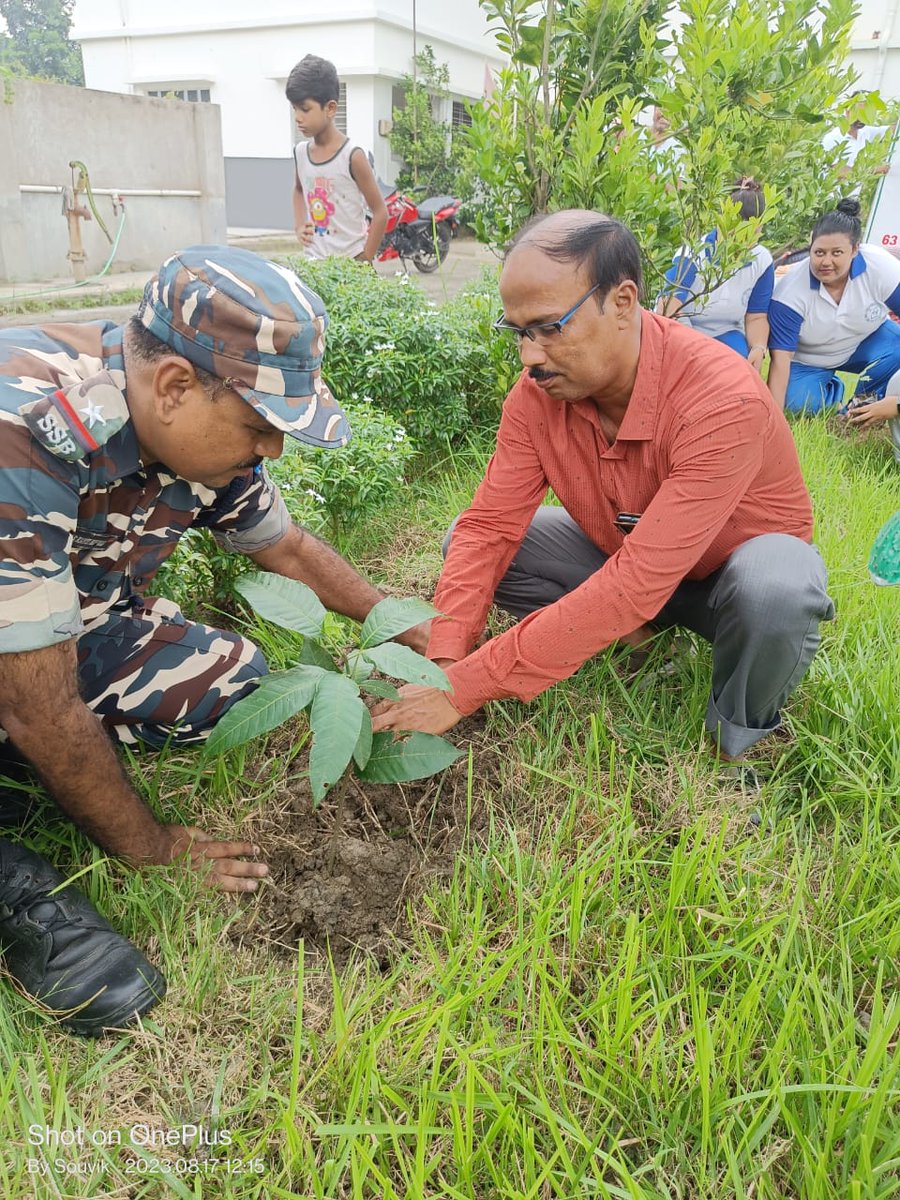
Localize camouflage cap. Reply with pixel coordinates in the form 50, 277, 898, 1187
138, 245, 350, 448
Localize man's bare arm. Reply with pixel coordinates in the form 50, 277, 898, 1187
293, 169, 314, 246
0, 641, 267, 891
249, 523, 429, 653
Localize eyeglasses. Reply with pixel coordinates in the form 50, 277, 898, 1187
493, 283, 602, 343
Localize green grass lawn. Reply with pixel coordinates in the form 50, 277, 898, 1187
0, 287, 147, 317
1, 417, 897, 1200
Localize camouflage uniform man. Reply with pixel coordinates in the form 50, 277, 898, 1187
0, 245, 425, 1035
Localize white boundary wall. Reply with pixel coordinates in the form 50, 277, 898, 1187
0, 78, 226, 283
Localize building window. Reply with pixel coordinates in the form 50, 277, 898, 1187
452, 100, 472, 129
146, 87, 211, 102
335, 83, 348, 134
389, 85, 406, 162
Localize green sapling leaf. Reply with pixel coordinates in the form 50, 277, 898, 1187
357, 731, 463, 783
359, 678, 402, 701
308, 674, 364, 804
235, 572, 326, 637
345, 649, 375, 681
359, 597, 439, 649
203, 665, 325, 756
300, 636, 339, 672
362, 643, 452, 690
353, 707, 373, 771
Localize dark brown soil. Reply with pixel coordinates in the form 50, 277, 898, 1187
231, 716, 503, 965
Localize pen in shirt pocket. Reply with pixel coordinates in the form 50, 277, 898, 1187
614, 512, 642, 534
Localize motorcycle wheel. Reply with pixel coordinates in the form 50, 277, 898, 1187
412, 221, 452, 274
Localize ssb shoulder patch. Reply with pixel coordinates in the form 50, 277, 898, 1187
18, 371, 130, 462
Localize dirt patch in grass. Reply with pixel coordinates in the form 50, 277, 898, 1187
231, 716, 502, 965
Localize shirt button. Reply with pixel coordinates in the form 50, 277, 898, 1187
96, 581, 108, 592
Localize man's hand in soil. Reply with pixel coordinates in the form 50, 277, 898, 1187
163, 826, 268, 894
370, 683, 463, 736
0, 641, 267, 892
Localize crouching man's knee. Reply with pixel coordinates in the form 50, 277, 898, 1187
713, 534, 834, 636
198, 637, 268, 735
130, 635, 268, 748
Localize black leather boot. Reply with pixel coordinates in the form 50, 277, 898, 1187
0, 839, 166, 1035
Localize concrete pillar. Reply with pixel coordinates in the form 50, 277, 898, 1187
193, 103, 228, 243
0, 80, 28, 282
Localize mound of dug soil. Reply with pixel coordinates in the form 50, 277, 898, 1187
232, 718, 501, 964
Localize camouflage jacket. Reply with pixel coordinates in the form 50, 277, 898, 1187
0, 321, 290, 654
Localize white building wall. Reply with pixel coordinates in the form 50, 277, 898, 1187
72, 0, 504, 228
849, 0, 900, 96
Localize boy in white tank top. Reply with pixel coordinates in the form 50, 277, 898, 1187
286, 55, 387, 263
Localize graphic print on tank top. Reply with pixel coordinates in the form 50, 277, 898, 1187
308, 179, 336, 238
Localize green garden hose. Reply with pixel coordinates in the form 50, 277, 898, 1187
69, 160, 113, 244
0, 204, 128, 308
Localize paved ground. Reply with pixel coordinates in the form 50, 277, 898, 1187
0, 232, 499, 328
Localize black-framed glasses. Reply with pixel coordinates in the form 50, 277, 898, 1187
493, 283, 602, 343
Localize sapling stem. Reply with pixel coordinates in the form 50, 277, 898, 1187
326, 775, 352, 875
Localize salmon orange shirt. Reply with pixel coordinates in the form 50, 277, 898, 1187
429, 310, 814, 714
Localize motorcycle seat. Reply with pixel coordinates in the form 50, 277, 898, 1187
416, 196, 458, 218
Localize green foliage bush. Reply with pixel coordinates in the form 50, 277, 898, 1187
268, 400, 417, 539
0, 0, 84, 85
204, 576, 462, 803
153, 528, 251, 619
288, 255, 518, 446
443, 267, 523, 412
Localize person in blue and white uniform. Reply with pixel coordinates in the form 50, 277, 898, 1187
657, 178, 774, 373
767, 199, 900, 443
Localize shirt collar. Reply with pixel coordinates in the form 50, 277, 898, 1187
808, 250, 867, 291
613, 309, 661, 442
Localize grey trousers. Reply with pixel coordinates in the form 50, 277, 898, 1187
444, 508, 835, 757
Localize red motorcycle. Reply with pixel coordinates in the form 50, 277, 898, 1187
373, 181, 462, 274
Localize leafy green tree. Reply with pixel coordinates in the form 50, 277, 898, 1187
654, 0, 868, 262
464, 0, 864, 297
389, 45, 464, 194
0, 0, 84, 86
469, 0, 670, 221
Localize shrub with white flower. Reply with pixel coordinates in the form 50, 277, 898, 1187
285, 255, 516, 447
269, 401, 417, 539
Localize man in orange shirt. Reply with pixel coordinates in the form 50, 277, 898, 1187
372, 210, 834, 760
